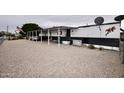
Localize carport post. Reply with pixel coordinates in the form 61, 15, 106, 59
36, 30, 37, 42
48, 29, 50, 45
28, 31, 31, 40
27, 32, 29, 40
26, 32, 28, 40
31, 31, 32, 40
58, 28, 60, 46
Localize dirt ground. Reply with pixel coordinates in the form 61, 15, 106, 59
0, 40, 124, 78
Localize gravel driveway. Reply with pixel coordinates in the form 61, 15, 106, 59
0, 40, 124, 78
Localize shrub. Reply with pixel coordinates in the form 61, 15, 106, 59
88, 44, 95, 49
12, 37, 18, 40
99, 47, 103, 51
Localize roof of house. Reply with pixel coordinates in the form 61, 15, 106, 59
77, 22, 120, 28
44, 26, 77, 31
43, 22, 120, 31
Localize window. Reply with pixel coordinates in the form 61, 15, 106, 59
60, 31, 62, 35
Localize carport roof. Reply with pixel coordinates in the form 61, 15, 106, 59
43, 22, 120, 31
44, 26, 77, 31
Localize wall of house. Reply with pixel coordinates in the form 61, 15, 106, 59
71, 23, 120, 38
50, 30, 67, 37
39, 31, 47, 36
70, 23, 120, 47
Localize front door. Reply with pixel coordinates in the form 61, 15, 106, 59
66, 29, 70, 37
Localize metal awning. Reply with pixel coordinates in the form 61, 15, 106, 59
44, 26, 77, 31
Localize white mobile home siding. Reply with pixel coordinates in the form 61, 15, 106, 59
51, 30, 67, 37
71, 23, 120, 38
42, 31, 47, 36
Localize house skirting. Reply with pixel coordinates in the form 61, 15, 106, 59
41, 36, 119, 47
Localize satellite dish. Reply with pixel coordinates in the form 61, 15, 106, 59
114, 15, 124, 21
94, 17, 104, 25
115, 15, 124, 32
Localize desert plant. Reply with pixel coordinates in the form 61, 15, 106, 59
88, 44, 95, 49
99, 47, 103, 51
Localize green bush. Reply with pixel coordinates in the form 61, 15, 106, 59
99, 47, 103, 51
88, 44, 95, 49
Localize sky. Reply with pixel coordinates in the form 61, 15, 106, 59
0, 15, 117, 33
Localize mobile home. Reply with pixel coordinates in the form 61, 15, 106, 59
45, 22, 120, 47
27, 22, 120, 48
71, 22, 120, 47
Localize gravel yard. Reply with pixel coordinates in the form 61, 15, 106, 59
0, 40, 124, 78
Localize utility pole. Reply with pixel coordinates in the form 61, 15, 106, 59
48, 29, 50, 45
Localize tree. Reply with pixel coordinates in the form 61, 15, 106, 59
20, 23, 42, 37
22, 23, 42, 32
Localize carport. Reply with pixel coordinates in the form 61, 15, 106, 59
45, 26, 76, 46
